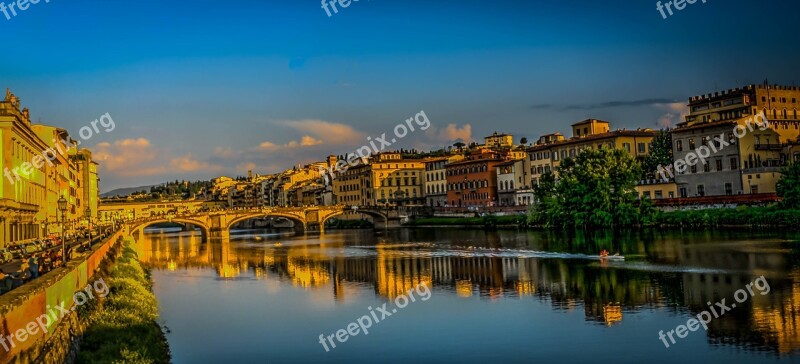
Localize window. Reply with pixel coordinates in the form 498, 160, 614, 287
623, 143, 631, 153
676, 140, 683, 152
716, 159, 723, 171
638, 143, 646, 154
691, 165, 697, 173
730, 158, 738, 170
703, 163, 710, 173
689, 138, 695, 150
655, 190, 663, 199
725, 183, 733, 195
697, 185, 705, 197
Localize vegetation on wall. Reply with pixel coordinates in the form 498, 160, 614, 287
77, 241, 170, 364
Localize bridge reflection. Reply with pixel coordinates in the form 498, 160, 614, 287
135, 230, 800, 355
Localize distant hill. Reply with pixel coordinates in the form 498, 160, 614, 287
101, 185, 156, 198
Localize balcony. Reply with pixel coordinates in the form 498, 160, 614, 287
755, 144, 784, 151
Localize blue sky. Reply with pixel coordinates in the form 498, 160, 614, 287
2, 0, 799, 191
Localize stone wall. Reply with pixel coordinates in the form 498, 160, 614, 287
0, 229, 124, 364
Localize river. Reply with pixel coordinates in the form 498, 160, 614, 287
135, 228, 800, 363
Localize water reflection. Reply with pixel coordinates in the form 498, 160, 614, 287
138, 228, 800, 358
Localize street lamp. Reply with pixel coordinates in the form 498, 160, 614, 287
84, 206, 92, 248
57, 196, 67, 262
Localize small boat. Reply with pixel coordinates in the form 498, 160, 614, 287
599, 253, 624, 261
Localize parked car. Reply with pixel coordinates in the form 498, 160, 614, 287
30, 241, 44, 251
8, 245, 24, 259
0, 249, 13, 263
23, 243, 40, 254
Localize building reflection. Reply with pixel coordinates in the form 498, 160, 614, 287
136, 230, 800, 355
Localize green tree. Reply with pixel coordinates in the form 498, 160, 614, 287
777, 162, 800, 208
642, 129, 673, 179
530, 171, 558, 226
529, 148, 646, 229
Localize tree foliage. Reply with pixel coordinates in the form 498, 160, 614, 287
529, 147, 649, 229
777, 162, 800, 208
642, 129, 673, 179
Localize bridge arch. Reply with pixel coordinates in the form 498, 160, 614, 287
130, 218, 211, 241
224, 212, 306, 234
320, 208, 388, 229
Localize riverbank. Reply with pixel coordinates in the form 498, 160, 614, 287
404, 206, 800, 229
76, 236, 170, 364
652, 206, 800, 228
404, 215, 526, 227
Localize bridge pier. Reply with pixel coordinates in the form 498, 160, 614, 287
209, 229, 230, 240
305, 223, 324, 234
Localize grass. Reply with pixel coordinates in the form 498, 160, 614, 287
76, 240, 170, 364
404, 215, 526, 227
652, 205, 800, 228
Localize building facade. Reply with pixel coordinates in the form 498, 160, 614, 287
423, 155, 464, 207
0, 89, 99, 247
446, 150, 506, 207
673, 84, 800, 197
370, 153, 425, 207
527, 119, 657, 186
496, 159, 532, 206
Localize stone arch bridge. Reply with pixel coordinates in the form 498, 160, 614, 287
127, 206, 392, 240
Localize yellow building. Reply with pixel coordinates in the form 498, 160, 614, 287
0, 92, 49, 244
369, 153, 425, 207
332, 160, 370, 206
73, 149, 99, 220
31, 125, 84, 231
0, 89, 99, 246
484, 132, 514, 148
527, 119, 657, 185
332, 152, 425, 207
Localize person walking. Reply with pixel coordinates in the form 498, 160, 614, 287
42, 253, 52, 273
28, 255, 40, 279
18, 261, 30, 283
0, 269, 12, 294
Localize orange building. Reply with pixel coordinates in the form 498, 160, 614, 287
445, 150, 508, 207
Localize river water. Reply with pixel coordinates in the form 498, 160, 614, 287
136, 228, 800, 363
